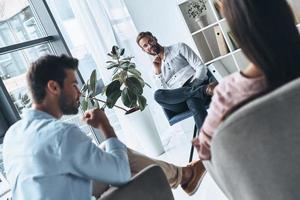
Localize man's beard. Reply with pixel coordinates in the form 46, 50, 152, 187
149, 44, 161, 56
59, 92, 79, 115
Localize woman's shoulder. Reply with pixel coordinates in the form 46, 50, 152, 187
217, 72, 266, 91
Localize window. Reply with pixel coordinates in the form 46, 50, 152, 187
45, 0, 127, 141
0, 0, 102, 145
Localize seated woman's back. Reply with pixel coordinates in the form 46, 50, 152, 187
194, 0, 300, 160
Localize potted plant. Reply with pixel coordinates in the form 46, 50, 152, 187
80, 46, 165, 156
81, 45, 151, 114
187, 0, 208, 28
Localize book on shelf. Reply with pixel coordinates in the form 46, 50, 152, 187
214, 0, 224, 19
227, 31, 239, 50
208, 60, 230, 82
213, 26, 229, 56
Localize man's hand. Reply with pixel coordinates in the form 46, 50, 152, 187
83, 108, 116, 138
153, 55, 162, 75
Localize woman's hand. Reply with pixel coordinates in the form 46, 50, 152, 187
193, 130, 212, 160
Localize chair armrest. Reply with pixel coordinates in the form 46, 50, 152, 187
99, 165, 174, 200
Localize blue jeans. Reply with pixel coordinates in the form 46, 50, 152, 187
154, 79, 211, 130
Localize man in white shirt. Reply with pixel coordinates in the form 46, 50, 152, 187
137, 31, 216, 130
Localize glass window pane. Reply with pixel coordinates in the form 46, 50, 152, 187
47, 0, 124, 142
0, 44, 95, 139
0, 1, 46, 47
0, 44, 53, 115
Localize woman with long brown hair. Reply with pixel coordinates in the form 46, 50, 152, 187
193, 0, 300, 160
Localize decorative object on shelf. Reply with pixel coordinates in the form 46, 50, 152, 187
187, 0, 209, 29
81, 46, 151, 115
214, 26, 229, 55
227, 31, 239, 50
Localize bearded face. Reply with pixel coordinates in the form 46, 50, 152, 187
139, 36, 162, 56
58, 90, 80, 115
57, 69, 81, 115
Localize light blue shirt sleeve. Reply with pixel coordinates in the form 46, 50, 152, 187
59, 125, 131, 186
179, 43, 207, 82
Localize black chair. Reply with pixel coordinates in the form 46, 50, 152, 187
163, 108, 198, 162
163, 72, 217, 162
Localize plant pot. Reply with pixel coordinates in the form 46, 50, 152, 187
195, 15, 209, 29
118, 107, 165, 157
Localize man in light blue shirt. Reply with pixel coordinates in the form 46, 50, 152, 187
3, 54, 131, 200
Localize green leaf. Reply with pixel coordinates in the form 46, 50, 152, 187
112, 73, 120, 81
127, 63, 136, 69
118, 71, 127, 83
81, 99, 88, 111
112, 67, 119, 75
120, 48, 125, 56
127, 68, 141, 77
120, 61, 130, 69
123, 56, 134, 61
107, 63, 119, 70
126, 76, 143, 95
106, 90, 122, 108
137, 95, 147, 111
105, 80, 121, 97
81, 84, 88, 93
121, 88, 137, 108
111, 46, 119, 56
106, 61, 115, 64
89, 69, 97, 96
90, 99, 95, 106
138, 77, 145, 87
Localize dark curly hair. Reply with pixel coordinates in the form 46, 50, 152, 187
27, 54, 78, 103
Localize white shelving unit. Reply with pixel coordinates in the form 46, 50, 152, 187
178, 0, 300, 80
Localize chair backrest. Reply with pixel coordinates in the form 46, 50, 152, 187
100, 165, 174, 200
204, 77, 300, 200
163, 108, 194, 126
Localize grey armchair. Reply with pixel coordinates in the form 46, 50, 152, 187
204, 77, 300, 200
99, 164, 174, 200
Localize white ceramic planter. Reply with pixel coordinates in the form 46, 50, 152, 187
117, 107, 165, 157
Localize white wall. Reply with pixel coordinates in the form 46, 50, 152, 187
124, 0, 198, 52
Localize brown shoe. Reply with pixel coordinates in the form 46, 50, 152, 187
181, 160, 206, 196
